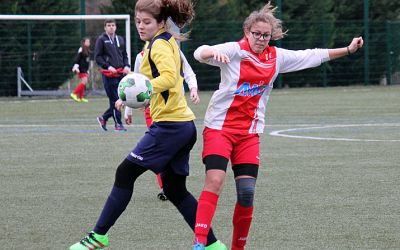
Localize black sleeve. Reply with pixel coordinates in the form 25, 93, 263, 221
95, 36, 109, 69
73, 51, 81, 66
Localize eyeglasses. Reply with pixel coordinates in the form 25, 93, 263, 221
250, 31, 272, 40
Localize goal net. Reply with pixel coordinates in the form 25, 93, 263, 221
0, 14, 132, 97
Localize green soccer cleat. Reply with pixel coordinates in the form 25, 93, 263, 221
70, 93, 81, 102
205, 240, 228, 250
80, 97, 89, 103
69, 231, 108, 250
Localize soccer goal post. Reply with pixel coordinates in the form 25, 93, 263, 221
0, 14, 131, 97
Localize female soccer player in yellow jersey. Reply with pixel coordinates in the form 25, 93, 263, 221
69, 1, 226, 250
124, 48, 200, 201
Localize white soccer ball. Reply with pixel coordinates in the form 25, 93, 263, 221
118, 72, 152, 109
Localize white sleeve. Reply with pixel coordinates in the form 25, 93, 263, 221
124, 106, 132, 118
123, 52, 134, 118
133, 53, 143, 73
193, 42, 239, 67
179, 50, 197, 90
276, 48, 330, 73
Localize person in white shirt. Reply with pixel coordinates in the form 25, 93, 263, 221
191, 2, 363, 250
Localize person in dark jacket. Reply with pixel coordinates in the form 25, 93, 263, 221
95, 19, 130, 132
71, 37, 91, 103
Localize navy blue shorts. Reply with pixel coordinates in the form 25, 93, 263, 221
126, 121, 197, 176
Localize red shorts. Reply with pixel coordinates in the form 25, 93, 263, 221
202, 127, 260, 166
78, 72, 88, 79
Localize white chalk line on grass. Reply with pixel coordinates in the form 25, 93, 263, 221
0, 123, 349, 130
0, 124, 148, 128
269, 123, 400, 142
0, 123, 355, 128
1, 123, 400, 142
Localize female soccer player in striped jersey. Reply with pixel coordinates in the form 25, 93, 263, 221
192, 2, 363, 250
69, 0, 225, 250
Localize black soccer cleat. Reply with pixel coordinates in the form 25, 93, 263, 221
157, 191, 168, 201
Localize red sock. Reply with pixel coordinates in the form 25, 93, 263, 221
78, 83, 85, 98
156, 173, 163, 189
73, 83, 85, 98
194, 191, 219, 245
231, 203, 254, 250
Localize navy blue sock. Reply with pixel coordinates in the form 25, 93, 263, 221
176, 194, 217, 246
93, 185, 133, 235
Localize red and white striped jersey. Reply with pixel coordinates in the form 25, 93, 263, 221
194, 38, 330, 134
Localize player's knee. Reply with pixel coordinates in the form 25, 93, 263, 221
204, 174, 225, 194
237, 186, 255, 207
162, 173, 189, 205
164, 186, 190, 206
236, 178, 256, 207
203, 155, 229, 194
114, 158, 146, 189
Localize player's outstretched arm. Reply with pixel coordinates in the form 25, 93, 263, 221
198, 47, 230, 64
328, 37, 363, 60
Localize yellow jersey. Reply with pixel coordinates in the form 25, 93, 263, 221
140, 29, 195, 122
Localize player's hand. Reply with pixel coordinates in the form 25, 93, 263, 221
348, 37, 363, 54
122, 66, 130, 75
212, 50, 230, 64
125, 114, 132, 125
108, 66, 117, 73
190, 87, 200, 105
115, 99, 124, 111
72, 67, 80, 73
124, 106, 133, 124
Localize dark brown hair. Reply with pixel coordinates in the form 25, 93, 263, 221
104, 19, 116, 27
135, 0, 195, 40
81, 37, 91, 57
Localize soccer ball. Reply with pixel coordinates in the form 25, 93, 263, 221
118, 73, 152, 109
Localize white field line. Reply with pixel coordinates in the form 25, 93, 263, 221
0, 123, 346, 128
269, 123, 400, 142
0, 124, 148, 128
1, 123, 400, 142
